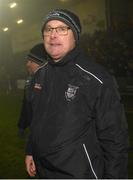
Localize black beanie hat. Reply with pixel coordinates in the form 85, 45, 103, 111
27, 43, 47, 65
41, 9, 81, 41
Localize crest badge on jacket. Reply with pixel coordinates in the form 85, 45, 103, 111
65, 84, 79, 101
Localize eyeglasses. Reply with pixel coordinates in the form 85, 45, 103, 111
43, 26, 71, 36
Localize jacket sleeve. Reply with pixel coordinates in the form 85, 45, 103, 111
25, 132, 33, 155
18, 77, 33, 130
18, 95, 27, 129
95, 78, 129, 178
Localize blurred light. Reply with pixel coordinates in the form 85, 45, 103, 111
17, 19, 23, 24
9, 2, 17, 8
3, 27, 9, 32
59, 0, 68, 2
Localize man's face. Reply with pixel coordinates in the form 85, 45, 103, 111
43, 20, 76, 61
26, 60, 40, 74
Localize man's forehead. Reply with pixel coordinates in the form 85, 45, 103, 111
26, 59, 32, 62
46, 20, 67, 27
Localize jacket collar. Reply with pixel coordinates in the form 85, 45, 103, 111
48, 45, 80, 66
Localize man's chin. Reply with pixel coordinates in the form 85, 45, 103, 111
51, 55, 62, 62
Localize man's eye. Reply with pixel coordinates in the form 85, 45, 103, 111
58, 27, 66, 31
45, 28, 51, 32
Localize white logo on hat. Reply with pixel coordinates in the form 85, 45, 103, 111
52, 12, 60, 16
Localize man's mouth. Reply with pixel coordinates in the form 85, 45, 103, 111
50, 43, 61, 46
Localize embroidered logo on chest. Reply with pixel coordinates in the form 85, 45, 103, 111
65, 84, 79, 101
34, 83, 42, 92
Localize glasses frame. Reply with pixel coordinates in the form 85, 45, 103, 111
43, 26, 71, 36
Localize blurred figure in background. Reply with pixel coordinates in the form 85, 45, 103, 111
18, 43, 47, 137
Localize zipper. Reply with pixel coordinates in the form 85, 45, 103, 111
83, 143, 98, 179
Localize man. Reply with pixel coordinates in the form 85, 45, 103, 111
18, 43, 47, 137
25, 9, 129, 178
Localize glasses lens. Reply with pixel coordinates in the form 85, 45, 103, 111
44, 26, 70, 36
57, 27, 68, 35
44, 27, 51, 35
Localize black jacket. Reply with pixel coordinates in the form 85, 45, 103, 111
18, 65, 47, 130
26, 46, 129, 179
18, 75, 33, 130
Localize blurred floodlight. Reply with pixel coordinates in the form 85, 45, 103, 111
9, 2, 17, 8
17, 19, 23, 24
3, 27, 9, 32
59, 0, 68, 2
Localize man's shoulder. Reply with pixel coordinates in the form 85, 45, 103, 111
33, 62, 48, 84
75, 56, 113, 85
35, 62, 48, 75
